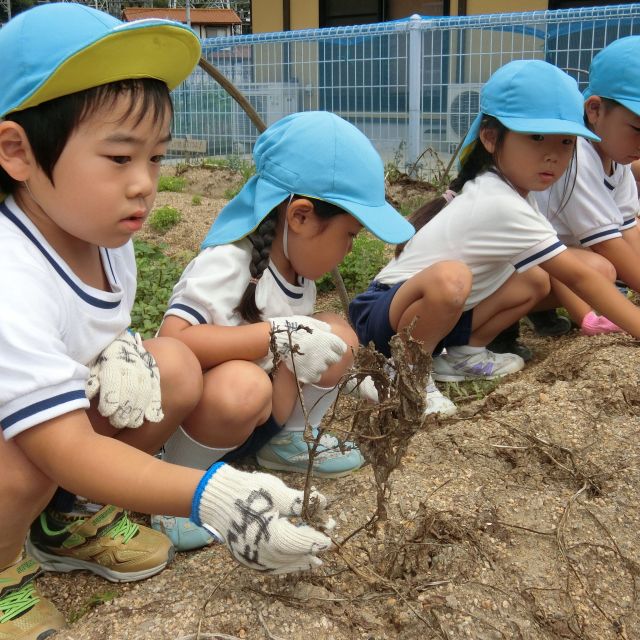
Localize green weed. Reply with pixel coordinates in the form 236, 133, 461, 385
149, 206, 181, 233
157, 175, 187, 192
440, 378, 502, 404
68, 590, 118, 623
191, 194, 202, 206
131, 240, 193, 338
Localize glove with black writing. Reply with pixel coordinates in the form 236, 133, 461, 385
257, 316, 347, 385
86, 330, 163, 429
191, 463, 333, 574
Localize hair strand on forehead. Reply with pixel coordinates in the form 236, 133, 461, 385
0, 78, 172, 194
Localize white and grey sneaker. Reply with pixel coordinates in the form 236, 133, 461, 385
432, 348, 525, 382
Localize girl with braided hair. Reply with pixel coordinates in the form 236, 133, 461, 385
152, 111, 414, 550
350, 60, 640, 415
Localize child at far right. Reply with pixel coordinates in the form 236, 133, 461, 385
535, 36, 640, 330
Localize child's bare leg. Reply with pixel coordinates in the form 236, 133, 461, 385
0, 436, 56, 568
182, 361, 272, 448
389, 261, 472, 352
539, 248, 616, 324
89, 336, 203, 454
470, 267, 550, 345
261, 313, 364, 478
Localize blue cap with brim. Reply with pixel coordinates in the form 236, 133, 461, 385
459, 60, 600, 165
0, 3, 201, 118
201, 111, 415, 248
583, 36, 640, 117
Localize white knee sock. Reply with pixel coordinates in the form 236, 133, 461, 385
162, 426, 235, 470
282, 384, 339, 432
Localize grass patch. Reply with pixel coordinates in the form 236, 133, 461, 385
131, 240, 193, 338
191, 194, 202, 206
440, 378, 502, 404
157, 175, 187, 192
149, 206, 181, 233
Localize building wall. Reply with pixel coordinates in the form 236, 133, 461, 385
450, 0, 548, 14
252, 2, 553, 32
252, 0, 318, 33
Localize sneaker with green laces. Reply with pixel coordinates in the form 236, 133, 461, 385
0, 554, 64, 640
25, 505, 174, 583
256, 428, 364, 478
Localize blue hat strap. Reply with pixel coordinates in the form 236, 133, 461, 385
282, 193, 294, 260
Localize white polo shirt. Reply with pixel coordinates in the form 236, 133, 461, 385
165, 238, 316, 326
0, 197, 136, 439
375, 171, 565, 311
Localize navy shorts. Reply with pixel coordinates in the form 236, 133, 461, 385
349, 280, 473, 358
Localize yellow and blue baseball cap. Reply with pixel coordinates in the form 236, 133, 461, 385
202, 111, 415, 247
460, 59, 600, 164
584, 36, 640, 117
0, 3, 201, 118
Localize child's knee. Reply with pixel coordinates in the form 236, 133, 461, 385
426, 262, 472, 308
1, 459, 56, 517
523, 267, 551, 300
589, 253, 617, 281
148, 336, 203, 413
313, 312, 358, 350
204, 361, 272, 422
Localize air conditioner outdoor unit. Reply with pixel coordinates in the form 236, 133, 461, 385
446, 83, 483, 149
232, 83, 298, 152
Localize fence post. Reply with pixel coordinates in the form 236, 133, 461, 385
406, 14, 423, 177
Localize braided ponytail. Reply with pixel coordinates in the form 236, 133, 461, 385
235, 209, 278, 323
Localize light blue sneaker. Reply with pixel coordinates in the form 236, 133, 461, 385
256, 428, 364, 478
150, 515, 221, 552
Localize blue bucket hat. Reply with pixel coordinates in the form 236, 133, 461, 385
0, 3, 201, 118
201, 111, 414, 247
584, 36, 640, 117
460, 60, 600, 164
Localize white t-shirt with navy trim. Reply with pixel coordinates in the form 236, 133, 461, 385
535, 137, 639, 248
375, 171, 565, 311
0, 197, 136, 440
165, 239, 316, 327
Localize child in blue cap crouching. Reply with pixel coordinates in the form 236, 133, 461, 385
154, 111, 415, 550
350, 60, 640, 411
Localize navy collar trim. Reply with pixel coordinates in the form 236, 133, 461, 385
0, 202, 120, 309
267, 265, 304, 299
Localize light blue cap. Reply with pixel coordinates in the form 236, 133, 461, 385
201, 111, 414, 247
0, 3, 201, 118
460, 59, 600, 164
584, 36, 640, 116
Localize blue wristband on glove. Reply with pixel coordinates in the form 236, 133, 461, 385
190, 461, 225, 526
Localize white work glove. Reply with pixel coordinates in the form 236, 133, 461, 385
257, 316, 347, 385
85, 330, 163, 429
192, 463, 333, 574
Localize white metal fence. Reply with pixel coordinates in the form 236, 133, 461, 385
171, 3, 640, 179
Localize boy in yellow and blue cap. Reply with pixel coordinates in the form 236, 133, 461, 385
0, 5, 334, 638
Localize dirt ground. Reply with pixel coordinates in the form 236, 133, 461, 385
44, 164, 640, 640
